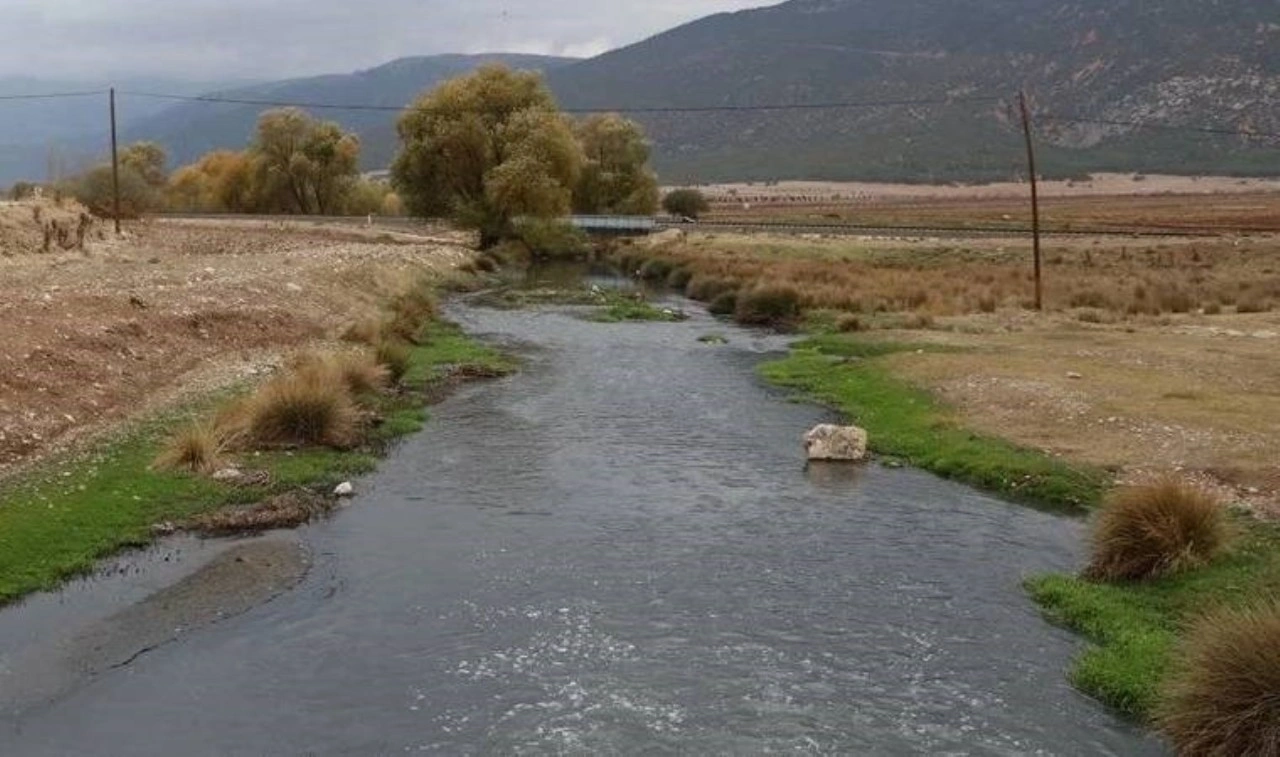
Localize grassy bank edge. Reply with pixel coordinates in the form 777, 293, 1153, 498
1024, 519, 1280, 720
758, 331, 1280, 722
757, 332, 1107, 510
0, 319, 514, 606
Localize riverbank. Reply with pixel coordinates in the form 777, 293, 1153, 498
607, 232, 1280, 733
0, 315, 513, 605
759, 333, 1106, 509
758, 328, 1280, 724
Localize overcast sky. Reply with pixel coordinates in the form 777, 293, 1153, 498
2, 0, 771, 82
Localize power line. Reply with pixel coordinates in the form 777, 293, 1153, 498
1040, 114, 1280, 142
0, 90, 107, 102
118, 90, 1004, 114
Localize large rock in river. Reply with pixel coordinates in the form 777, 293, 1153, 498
804, 424, 868, 462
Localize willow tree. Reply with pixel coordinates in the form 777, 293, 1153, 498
250, 108, 360, 214
391, 65, 583, 247
572, 114, 659, 215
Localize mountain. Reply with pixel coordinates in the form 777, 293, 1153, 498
15, 2, 1280, 186
121, 54, 579, 174
0, 77, 255, 185
546, 0, 1280, 181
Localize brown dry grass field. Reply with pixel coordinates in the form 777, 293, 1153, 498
701, 176, 1280, 233
0, 200, 472, 477
638, 195, 1280, 512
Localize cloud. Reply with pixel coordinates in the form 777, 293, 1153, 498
0, 0, 770, 81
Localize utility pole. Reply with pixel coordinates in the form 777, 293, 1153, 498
1018, 90, 1043, 311
109, 87, 121, 235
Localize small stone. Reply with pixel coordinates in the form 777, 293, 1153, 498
334, 481, 355, 497
285, 282, 304, 293
211, 468, 243, 482
1067, 372, 1083, 379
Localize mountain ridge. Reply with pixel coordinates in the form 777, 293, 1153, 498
7, 1, 1280, 185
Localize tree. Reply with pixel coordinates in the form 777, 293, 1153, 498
168, 150, 256, 212
250, 108, 360, 214
392, 64, 583, 247
70, 164, 157, 218
663, 188, 710, 219
120, 142, 169, 188
572, 114, 659, 215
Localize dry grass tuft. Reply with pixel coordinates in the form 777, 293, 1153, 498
342, 318, 384, 346
383, 288, 438, 344
246, 366, 359, 449
154, 421, 224, 474
1085, 477, 1229, 582
1156, 603, 1280, 757
186, 490, 334, 535
376, 340, 413, 384
734, 284, 803, 326
328, 351, 390, 397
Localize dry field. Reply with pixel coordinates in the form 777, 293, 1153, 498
697, 176, 1280, 233
640, 225, 1280, 512
0, 201, 473, 476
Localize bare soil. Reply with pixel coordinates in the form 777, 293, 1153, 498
0, 209, 474, 477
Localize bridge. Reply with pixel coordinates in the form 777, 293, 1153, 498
567, 215, 660, 235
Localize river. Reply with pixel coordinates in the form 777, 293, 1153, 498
0, 292, 1161, 755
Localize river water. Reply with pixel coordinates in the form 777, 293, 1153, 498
0, 295, 1161, 755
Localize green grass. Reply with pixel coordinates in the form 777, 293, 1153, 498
588, 296, 686, 323
0, 318, 512, 606
762, 330, 1280, 729
1026, 520, 1280, 719
759, 333, 1106, 509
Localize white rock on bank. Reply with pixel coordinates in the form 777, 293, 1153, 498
333, 481, 355, 497
804, 424, 869, 462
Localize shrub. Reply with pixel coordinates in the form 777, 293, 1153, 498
376, 340, 412, 384
836, 313, 864, 333
707, 290, 739, 316
247, 367, 359, 448
1084, 478, 1228, 582
515, 219, 589, 260
666, 267, 694, 290
1156, 603, 1280, 756
154, 422, 224, 473
1237, 297, 1273, 314
662, 188, 710, 219
1158, 288, 1196, 314
686, 276, 738, 302
638, 258, 675, 283
734, 284, 803, 326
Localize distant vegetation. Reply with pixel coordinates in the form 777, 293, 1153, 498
167, 108, 392, 215
392, 65, 658, 247
662, 188, 709, 219
49, 111, 397, 217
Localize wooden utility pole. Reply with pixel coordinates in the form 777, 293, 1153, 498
1018, 90, 1043, 311
109, 87, 121, 234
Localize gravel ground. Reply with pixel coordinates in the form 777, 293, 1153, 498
0, 210, 474, 477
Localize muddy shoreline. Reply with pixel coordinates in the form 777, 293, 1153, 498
0, 534, 308, 717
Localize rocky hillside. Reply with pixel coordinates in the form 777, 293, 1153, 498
26, 1, 1280, 184
546, 0, 1280, 180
